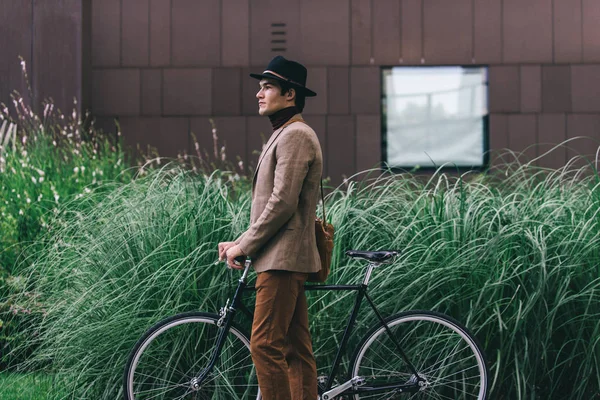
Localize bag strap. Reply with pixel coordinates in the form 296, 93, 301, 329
282, 116, 327, 225
320, 179, 327, 225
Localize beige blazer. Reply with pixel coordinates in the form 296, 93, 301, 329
236, 115, 323, 274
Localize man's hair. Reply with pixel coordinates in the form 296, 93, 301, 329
279, 81, 306, 112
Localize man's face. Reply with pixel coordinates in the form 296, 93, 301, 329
256, 79, 293, 116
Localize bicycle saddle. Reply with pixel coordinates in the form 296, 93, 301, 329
345, 250, 399, 263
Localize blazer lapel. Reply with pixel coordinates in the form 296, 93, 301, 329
251, 114, 305, 183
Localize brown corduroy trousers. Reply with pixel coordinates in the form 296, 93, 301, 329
250, 270, 318, 400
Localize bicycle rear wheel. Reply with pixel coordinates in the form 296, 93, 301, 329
351, 310, 488, 399
123, 312, 260, 400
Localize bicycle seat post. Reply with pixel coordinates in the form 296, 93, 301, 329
362, 263, 378, 286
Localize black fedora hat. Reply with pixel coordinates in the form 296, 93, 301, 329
250, 56, 317, 97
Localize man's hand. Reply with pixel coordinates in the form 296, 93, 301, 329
218, 241, 236, 262
225, 244, 246, 270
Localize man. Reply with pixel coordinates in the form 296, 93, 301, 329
218, 55, 322, 400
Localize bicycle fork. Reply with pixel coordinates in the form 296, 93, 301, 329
191, 261, 252, 391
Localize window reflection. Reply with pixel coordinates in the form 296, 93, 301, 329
383, 66, 488, 168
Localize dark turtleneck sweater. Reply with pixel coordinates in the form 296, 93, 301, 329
269, 106, 299, 131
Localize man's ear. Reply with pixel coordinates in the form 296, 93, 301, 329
287, 88, 296, 101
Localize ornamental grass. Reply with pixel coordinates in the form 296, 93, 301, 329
7, 150, 600, 399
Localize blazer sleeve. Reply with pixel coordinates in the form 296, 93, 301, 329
237, 129, 315, 257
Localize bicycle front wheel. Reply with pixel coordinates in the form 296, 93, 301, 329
351, 310, 488, 399
123, 312, 260, 400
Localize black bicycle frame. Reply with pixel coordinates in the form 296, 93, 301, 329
303, 284, 423, 396
197, 267, 424, 396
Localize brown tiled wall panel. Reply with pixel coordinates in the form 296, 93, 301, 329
350, 67, 380, 114
303, 67, 327, 115
474, 0, 502, 63
327, 116, 355, 186
300, 0, 350, 66
212, 68, 242, 116
489, 66, 520, 113
553, 0, 583, 63
356, 115, 381, 172
583, 0, 600, 62
222, 0, 250, 66
163, 69, 212, 115
351, 0, 372, 65
246, 116, 273, 166
401, 0, 423, 63
120, 117, 190, 158
542, 66, 571, 112
503, 0, 553, 63
566, 114, 600, 166
304, 115, 327, 153
372, 0, 400, 65
122, 0, 149, 67
30, 0, 600, 184
33, 0, 82, 113
0, 2, 32, 107
489, 114, 509, 156
92, 69, 140, 115
211, 117, 248, 167
520, 66, 542, 113
328, 67, 350, 115
92, 0, 120, 66
189, 117, 214, 161
537, 113, 567, 169
571, 65, 600, 112
250, 0, 301, 66
141, 69, 162, 115
424, 0, 472, 64
93, 116, 118, 136
149, 0, 170, 66
171, 0, 220, 66
508, 114, 537, 162
242, 67, 259, 115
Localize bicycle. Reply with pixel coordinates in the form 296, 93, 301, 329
123, 250, 489, 399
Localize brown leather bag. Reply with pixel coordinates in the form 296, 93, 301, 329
308, 181, 334, 282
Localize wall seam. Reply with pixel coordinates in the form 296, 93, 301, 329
500, 0, 504, 63
564, 112, 568, 162
399, 0, 402, 62
421, 0, 424, 62
30, 0, 35, 105
169, 0, 173, 66
534, 114, 539, 160
120, 0, 123, 66
148, 0, 151, 66
551, 0, 555, 63
580, 0, 584, 62
370, 0, 374, 64
248, 0, 252, 66
349, 0, 352, 65
140, 68, 144, 115
219, 0, 223, 66
471, 0, 475, 62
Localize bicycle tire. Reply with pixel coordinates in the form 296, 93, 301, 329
123, 311, 261, 400
351, 310, 488, 399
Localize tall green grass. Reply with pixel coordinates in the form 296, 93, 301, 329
11, 155, 600, 399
